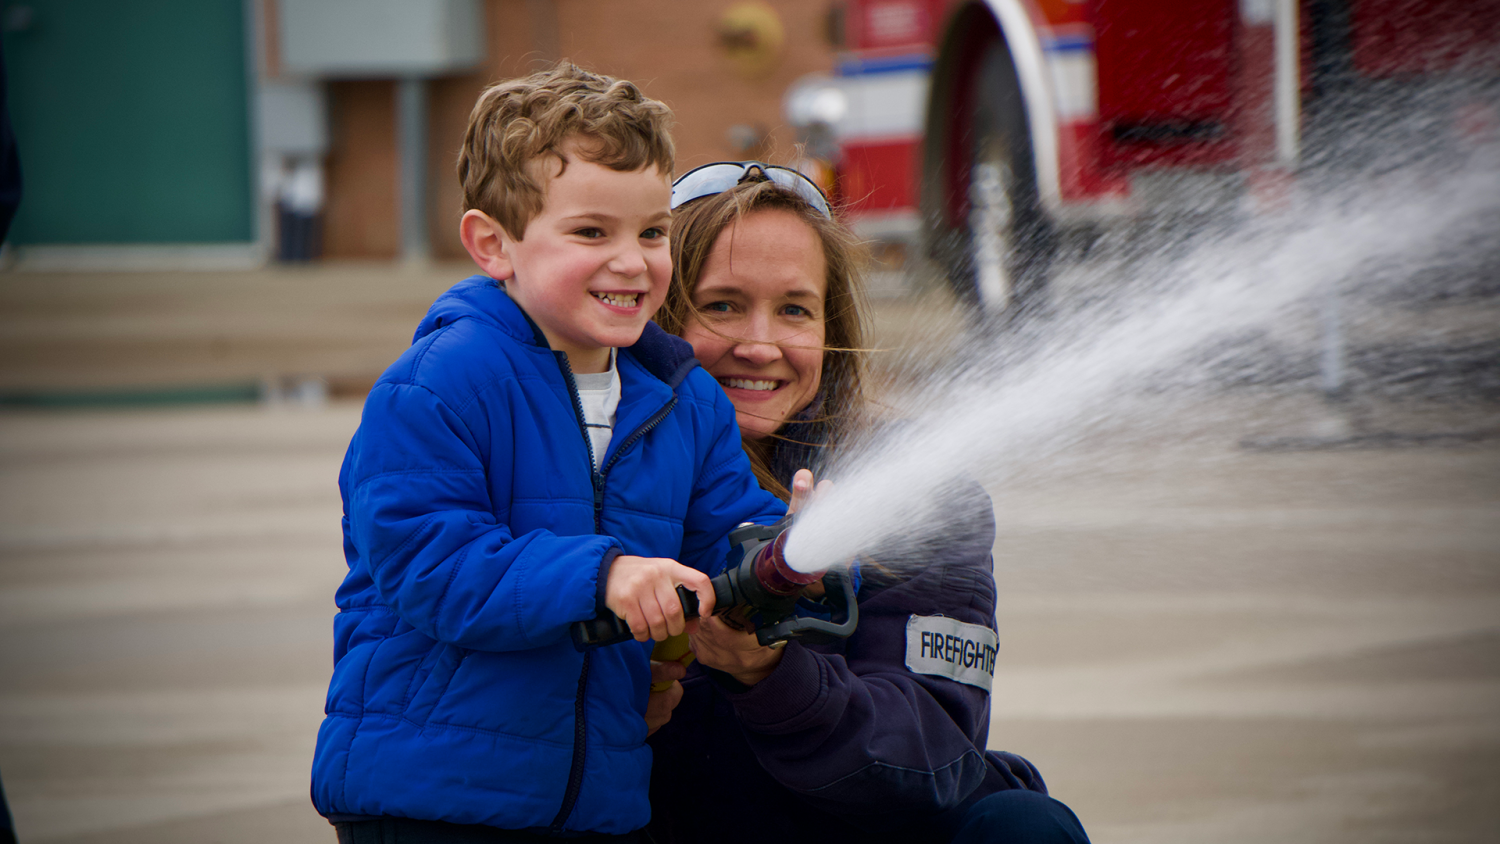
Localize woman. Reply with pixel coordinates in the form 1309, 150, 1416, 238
646, 162, 1090, 844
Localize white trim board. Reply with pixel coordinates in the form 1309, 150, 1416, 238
6, 243, 269, 272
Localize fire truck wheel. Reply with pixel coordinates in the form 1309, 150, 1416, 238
928, 31, 1055, 323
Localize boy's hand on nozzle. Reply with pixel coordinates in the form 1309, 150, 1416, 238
604, 555, 715, 642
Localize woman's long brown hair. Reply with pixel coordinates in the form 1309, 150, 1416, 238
657, 178, 871, 501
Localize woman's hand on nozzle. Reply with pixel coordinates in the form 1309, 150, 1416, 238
788, 468, 838, 598
645, 660, 687, 735
690, 615, 786, 687
787, 468, 834, 516
604, 555, 716, 642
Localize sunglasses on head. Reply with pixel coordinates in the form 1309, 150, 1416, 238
671, 161, 832, 219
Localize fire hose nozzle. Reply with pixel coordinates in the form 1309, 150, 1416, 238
570, 517, 857, 650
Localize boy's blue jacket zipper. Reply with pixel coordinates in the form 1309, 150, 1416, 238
550, 352, 595, 833
311, 276, 786, 834
550, 351, 680, 832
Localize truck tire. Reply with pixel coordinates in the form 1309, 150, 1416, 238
923, 13, 1054, 321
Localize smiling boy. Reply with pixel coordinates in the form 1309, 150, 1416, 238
311, 64, 786, 841
469, 134, 672, 373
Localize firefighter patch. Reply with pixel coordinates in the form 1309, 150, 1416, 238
904, 615, 998, 692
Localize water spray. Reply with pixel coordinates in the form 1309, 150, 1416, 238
781, 158, 1500, 575
570, 517, 858, 650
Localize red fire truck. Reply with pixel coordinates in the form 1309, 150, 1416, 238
786, 0, 1500, 312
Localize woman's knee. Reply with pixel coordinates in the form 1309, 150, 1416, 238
950, 790, 1090, 844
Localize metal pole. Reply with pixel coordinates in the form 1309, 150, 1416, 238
1319, 279, 1346, 399
246, 0, 272, 264
1274, 0, 1301, 166
397, 76, 429, 263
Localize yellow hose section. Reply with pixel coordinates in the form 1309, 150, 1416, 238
649, 633, 696, 691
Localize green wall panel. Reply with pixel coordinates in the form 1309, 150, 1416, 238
3, 0, 253, 244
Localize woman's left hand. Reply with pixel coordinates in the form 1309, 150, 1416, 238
645, 659, 688, 735
689, 615, 785, 687
787, 468, 834, 516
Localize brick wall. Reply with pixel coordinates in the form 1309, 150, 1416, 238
324, 0, 838, 261
324, 80, 399, 259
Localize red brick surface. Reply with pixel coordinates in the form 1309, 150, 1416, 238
326, 0, 838, 260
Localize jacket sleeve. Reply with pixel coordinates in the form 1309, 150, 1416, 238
346, 381, 619, 652
677, 375, 787, 575
714, 484, 1034, 819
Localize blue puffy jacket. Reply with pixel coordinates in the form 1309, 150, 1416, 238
311, 276, 786, 834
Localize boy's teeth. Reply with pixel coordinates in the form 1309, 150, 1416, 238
592, 292, 640, 307
723, 378, 778, 391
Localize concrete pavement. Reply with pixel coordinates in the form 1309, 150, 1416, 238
1, 401, 1495, 843
0, 262, 1496, 842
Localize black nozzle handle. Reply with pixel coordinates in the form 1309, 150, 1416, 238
754, 565, 859, 647
570, 585, 701, 650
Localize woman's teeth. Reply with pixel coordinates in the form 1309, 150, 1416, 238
722, 378, 778, 391
592, 292, 640, 307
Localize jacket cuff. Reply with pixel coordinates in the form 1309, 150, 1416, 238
720, 641, 824, 729
594, 545, 622, 616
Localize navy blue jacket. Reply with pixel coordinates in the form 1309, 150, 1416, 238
312, 276, 786, 834
648, 484, 1045, 843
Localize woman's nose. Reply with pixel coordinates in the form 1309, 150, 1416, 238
733, 338, 784, 365
732, 315, 784, 364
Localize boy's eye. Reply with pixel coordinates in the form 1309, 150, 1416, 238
641, 226, 667, 240
574, 227, 604, 239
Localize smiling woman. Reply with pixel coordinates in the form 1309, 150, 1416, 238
647, 163, 1091, 844
654, 168, 867, 498
682, 209, 828, 439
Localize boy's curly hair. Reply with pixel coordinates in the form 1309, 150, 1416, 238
458, 62, 676, 239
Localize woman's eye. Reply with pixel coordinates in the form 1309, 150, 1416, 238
783, 304, 814, 318
699, 301, 733, 314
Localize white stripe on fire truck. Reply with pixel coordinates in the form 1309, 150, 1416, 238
1040, 28, 1097, 122
833, 69, 930, 143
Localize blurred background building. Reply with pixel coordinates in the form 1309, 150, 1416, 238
0, 0, 845, 267
4, 0, 1495, 298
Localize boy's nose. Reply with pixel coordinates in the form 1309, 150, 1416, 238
608, 246, 648, 278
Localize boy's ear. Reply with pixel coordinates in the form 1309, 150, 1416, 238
459, 209, 515, 281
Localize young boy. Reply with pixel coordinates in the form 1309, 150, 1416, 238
310, 64, 786, 840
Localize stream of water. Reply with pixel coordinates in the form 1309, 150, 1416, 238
782, 154, 1500, 574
